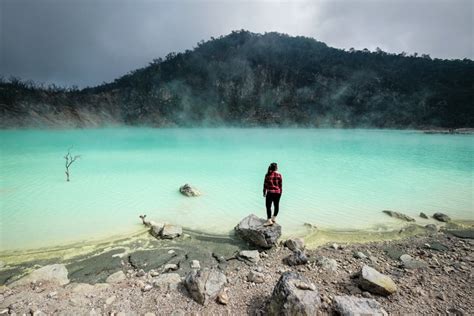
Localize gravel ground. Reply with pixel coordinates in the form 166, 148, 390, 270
1, 231, 473, 315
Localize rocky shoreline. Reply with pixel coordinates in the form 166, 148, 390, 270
1, 215, 473, 315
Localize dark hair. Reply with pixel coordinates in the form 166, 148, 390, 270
267, 162, 278, 175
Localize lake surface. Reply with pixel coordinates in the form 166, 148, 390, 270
1, 128, 473, 250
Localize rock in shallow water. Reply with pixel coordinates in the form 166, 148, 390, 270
267, 271, 321, 315
179, 184, 201, 197
433, 212, 451, 222
357, 265, 397, 296
161, 224, 182, 239
10, 264, 69, 287
234, 214, 281, 248
382, 210, 415, 222
334, 295, 388, 316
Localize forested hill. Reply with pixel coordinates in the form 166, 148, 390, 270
1, 30, 473, 128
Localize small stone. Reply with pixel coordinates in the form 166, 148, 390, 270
284, 238, 305, 251
105, 295, 116, 305
151, 273, 181, 291
425, 224, 438, 232
283, 249, 308, 266
190, 260, 201, 269
136, 269, 146, 277
106, 271, 126, 284
216, 288, 229, 305
142, 284, 153, 292
354, 251, 367, 259
247, 271, 265, 283
163, 264, 179, 272
419, 212, 429, 219
334, 295, 388, 315
150, 270, 160, 277
238, 250, 260, 264
144, 313, 156, 316
168, 250, 175, 254
331, 243, 339, 250
47, 291, 57, 298
317, 256, 338, 272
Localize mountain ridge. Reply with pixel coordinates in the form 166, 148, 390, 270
1, 30, 473, 128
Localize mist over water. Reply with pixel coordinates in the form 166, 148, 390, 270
1, 128, 473, 250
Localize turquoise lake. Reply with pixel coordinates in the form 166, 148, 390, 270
0, 128, 473, 250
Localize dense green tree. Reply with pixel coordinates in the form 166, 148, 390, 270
1, 31, 473, 128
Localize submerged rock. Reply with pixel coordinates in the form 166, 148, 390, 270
10, 264, 69, 287
267, 272, 321, 315
234, 214, 282, 248
382, 210, 415, 222
179, 184, 201, 197
184, 268, 227, 305
419, 212, 429, 219
356, 265, 397, 296
334, 295, 388, 316
433, 212, 451, 222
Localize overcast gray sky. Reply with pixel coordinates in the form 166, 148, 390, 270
1, 0, 472, 87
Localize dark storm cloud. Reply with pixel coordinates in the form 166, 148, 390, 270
1, 0, 472, 87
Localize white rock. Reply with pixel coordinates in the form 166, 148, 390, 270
190, 260, 201, 269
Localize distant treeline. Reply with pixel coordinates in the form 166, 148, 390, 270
1, 30, 473, 128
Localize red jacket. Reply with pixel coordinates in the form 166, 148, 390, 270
264, 171, 283, 194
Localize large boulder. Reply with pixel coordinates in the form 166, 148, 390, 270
9, 264, 69, 287
334, 295, 388, 316
382, 210, 415, 222
268, 272, 321, 315
184, 268, 227, 305
179, 184, 201, 197
433, 212, 451, 222
356, 265, 397, 296
235, 214, 281, 248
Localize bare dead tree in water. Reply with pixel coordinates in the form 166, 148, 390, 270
64, 147, 80, 182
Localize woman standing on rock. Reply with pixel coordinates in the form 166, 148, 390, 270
263, 162, 283, 226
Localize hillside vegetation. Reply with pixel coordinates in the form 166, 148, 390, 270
1, 31, 473, 128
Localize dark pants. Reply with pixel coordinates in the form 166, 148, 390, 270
266, 192, 281, 219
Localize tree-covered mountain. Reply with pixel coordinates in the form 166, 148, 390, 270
1, 30, 473, 128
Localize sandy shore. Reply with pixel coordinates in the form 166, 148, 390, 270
1, 221, 473, 315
